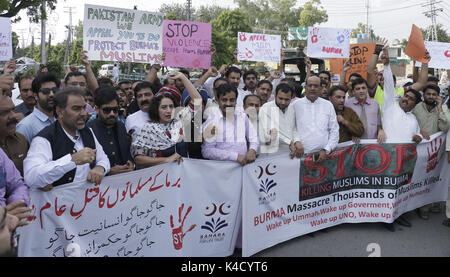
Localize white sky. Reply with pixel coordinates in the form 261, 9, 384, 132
11, 0, 450, 48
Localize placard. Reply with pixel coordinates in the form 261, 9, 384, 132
0, 17, 13, 61
306, 27, 350, 59
237, 32, 281, 63
415, 41, 450, 69
163, 20, 212, 69
83, 4, 164, 64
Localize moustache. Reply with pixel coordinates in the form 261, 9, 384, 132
6, 118, 18, 127
140, 100, 150, 106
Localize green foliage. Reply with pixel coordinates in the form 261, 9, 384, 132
421, 24, 450, 43
0, 0, 58, 23
351, 22, 377, 40
298, 0, 328, 27
46, 60, 64, 78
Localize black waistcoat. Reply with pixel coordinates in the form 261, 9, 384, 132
37, 121, 96, 186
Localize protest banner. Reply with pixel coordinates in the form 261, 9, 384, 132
17, 159, 242, 257
306, 27, 350, 59
0, 17, 13, 61
237, 32, 281, 63
82, 4, 164, 64
330, 43, 376, 82
288, 27, 309, 41
405, 24, 430, 64
415, 41, 450, 69
162, 20, 212, 69
242, 133, 450, 257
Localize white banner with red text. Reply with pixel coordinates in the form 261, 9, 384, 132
242, 132, 450, 257
17, 159, 242, 257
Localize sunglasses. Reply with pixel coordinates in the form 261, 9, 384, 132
40, 87, 59, 95
102, 107, 119, 114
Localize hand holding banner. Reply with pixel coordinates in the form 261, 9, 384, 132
415, 41, 450, 69
405, 24, 430, 64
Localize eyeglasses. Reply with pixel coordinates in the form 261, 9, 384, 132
40, 87, 59, 95
68, 81, 86, 87
102, 107, 119, 114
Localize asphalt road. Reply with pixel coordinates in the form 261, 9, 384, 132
242, 202, 450, 257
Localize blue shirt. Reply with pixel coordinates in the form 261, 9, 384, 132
16, 108, 55, 143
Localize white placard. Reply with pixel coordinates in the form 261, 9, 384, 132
83, 4, 164, 64
415, 41, 450, 69
0, 17, 13, 61
306, 27, 350, 59
237, 32, 281, 63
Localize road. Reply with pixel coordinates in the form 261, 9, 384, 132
240, 203, 450, 257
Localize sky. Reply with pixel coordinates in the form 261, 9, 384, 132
10, 0, 450, 48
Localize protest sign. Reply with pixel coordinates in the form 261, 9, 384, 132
405, 24, 430, 64
415, 41, 450, 69
162, 20, 212, 69
18, 159, 242, 257
306, 27, 350, 59
242, 133, 450, 257
0, 17, 13, 61
288, 27, 308, 41
237, 32, 281, 63
83, 4, 164, 64
329, 43, 376, 82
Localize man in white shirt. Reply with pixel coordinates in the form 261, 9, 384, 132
112, 63, 120, 84
24, 88, 110, 191
291, 75, 340, 162
259, 83, 300, 155
125, 81, 155, 142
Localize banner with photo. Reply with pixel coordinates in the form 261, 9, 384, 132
242, 133, 450, 257
83, 4, 164, 64
18, 159, 242, 257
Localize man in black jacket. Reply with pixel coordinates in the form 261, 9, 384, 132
87, 86, 134, 175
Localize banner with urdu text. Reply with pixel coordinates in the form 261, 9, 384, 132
242, 133, 450, 257
17, 159, 242, 257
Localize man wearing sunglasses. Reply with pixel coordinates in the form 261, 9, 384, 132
87, 87, 134, 176
17, 73, 59, 143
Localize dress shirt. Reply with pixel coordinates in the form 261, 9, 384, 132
0, 132, 29, 176
0, 148, 29, 207
24, 127, 110, 188
291, 96, 339, 154
258, 100, 299, 154
382, 65, 421, 142
203, 98, 221, 121
125, 110, 150, 143
16, 107, 55, 143
345, 96, 381, 139
202, 110, 259, 162
236, 89, 253, 107
412, 102, 448, 135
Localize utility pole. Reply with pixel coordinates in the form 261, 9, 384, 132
365, 0, 370, 39
422, 0, 443, 42
63, 6, 76, 66
186, 0, 192, 21
41, 0, 47, 65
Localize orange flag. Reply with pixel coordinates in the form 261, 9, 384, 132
405, 24, 430, 63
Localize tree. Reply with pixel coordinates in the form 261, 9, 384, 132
196, 5, 230, 23
351, 22, 377, 40
0, 0, 57, 23
298, 0, 328, 27
421, 24, 450, 43
159, 3, 194, 21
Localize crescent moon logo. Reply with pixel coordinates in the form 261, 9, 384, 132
204, 203, 217, 217
219, 203, 231, 215
256, 166, 264, 179
265, 163, 277, 175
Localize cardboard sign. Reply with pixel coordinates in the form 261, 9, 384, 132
163, 20, 212, 69
405, 24, 430, 64
330, 43, 376, 82
237, 32, 281, 63
83, 4, 164, 64
415, 41, 450, 69
306, 27, 350, 59
0, 17, 13, 61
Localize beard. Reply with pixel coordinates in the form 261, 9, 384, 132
424, 99, 436, 107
